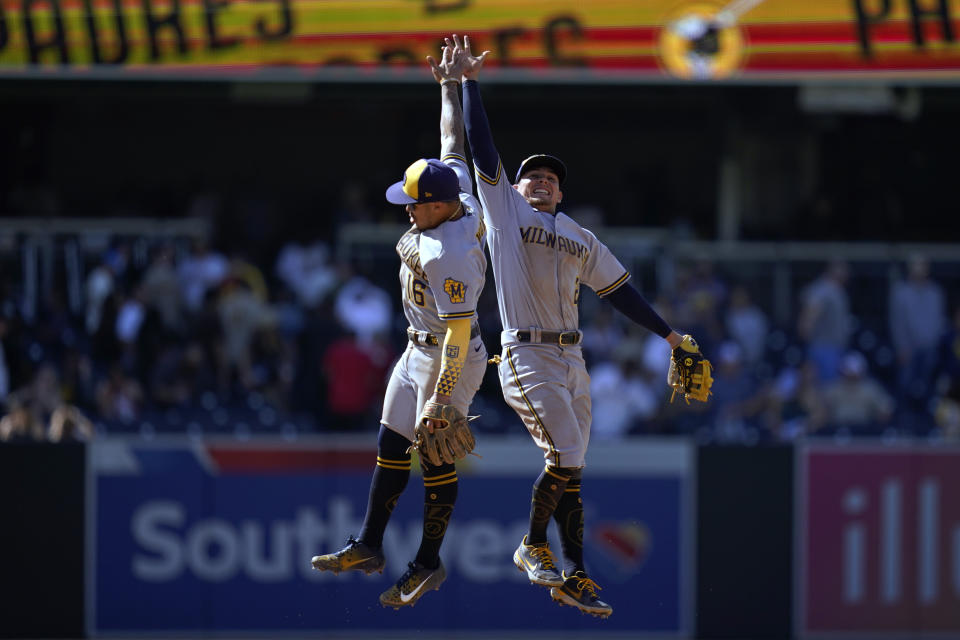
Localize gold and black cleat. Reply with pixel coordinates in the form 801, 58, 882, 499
550, 570, 613, 618
311, 536, 385, 575
513, 535, 564, 587
379, 560, 446, 609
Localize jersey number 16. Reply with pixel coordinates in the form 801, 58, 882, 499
406, 273, 427, 307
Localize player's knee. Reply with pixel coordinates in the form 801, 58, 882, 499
545, 465, 581, 480
378, 424, 411, 460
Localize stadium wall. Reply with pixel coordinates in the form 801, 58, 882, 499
0, 443, 86, 639
3, 438, 959, 638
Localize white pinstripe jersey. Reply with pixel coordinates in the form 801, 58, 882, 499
396, 155, 486, 336
474, 160, 630, 333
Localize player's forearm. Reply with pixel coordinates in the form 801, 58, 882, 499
440, 81, 466, 160
433, 317, 471, 398
462, 80, 500, 179
605, 283, 673, 339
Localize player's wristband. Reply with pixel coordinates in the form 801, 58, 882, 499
441, 78, 460, 86
434, 318, 470, 396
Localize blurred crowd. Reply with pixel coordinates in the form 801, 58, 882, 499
1, 230, 958, 445
0, 235, 400, 442
584, 257, 960, 443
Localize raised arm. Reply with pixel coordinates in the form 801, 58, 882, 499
454, 35, 500, 179
428, 38, 466, 160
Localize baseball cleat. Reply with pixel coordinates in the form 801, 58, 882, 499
550, 570, 613, 618
379, 560, 446, 609
513, 535, 563, 587
311, 536, 385, 575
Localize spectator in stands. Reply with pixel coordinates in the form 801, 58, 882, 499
116, 285, 167, 385
889, 255, 945, 428
798, 260, 852, 383
725, 284, 769, 367
821, 351, 893, 434
228, 251, 269, 302
763, 360, 826, 440
47, 404, 94, 442
85, 255, 116, 336
590, 357, 660, 439
115, 287, 146, 349
139, 245, 184, 336
333, 269, 392, 345
275, 238, 338, 308
707, 341, 766, 442
85, 243, 131, 337
321, 328, 391, 431
95, 363, 144, 425
28, 363, 64, 424
177, 238, 229, 314
0, 398, 44, 442
217, 277, 277, 393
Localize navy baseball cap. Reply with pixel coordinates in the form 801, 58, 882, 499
386, 158, 460, 205
515, 154, 567, 186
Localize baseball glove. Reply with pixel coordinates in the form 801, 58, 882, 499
409, 401, 477, 466
668, 334, 714, 404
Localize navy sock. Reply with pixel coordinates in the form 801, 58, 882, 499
553, 470, 584, 575
528, 466, 572, 544
415, 460, 458, 570
358, 425, 411, 548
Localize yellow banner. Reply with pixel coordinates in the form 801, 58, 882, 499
1, 0, 959, 80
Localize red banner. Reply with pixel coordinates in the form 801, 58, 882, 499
800, 446, 960, 635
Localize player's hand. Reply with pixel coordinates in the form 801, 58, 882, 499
427, 37, 462, 84
421, 392, 452, 433
451, 33, 489, 81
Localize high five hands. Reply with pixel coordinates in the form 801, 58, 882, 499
427, 34, 490, 83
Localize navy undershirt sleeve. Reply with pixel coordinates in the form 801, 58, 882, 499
463, 80, 500, 179
605, 283, 672, 338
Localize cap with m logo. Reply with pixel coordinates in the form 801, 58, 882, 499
386, 158, 460, 205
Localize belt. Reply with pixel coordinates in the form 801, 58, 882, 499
516, 329, 582, 346
408, 324, 480, 347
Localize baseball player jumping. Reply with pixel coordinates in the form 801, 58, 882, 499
449, 34, 710, 618
311, 43, 488, 609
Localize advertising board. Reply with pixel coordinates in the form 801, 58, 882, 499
89, 436, 693, 635
798, 444, 960, 637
